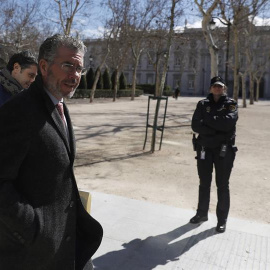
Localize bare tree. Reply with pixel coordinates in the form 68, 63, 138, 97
145, 30, 168, 96
103, 0, 134, 102
45, 0, 92, 36
250, 27, 270, 102
237, 18, 256, 107
194, 0, 220, 78
128, 0, 166, 100
253, 55, 270, 101
219, 0, 268, 101
171, 40, 189, 91
89, 35, 111, 103
0, 0, 48, 60
149, 0, 183, 153
0, 0, 14, 31
239, 71, 247, 107
0, 0, 16, 63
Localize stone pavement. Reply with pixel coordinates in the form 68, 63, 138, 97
91, 191, 270, 270
68, 96, 270, 269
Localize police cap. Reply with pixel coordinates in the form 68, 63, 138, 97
210, 76, 225, 87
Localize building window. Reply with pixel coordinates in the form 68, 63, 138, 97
124, 73, 129, 84
257, 38, 263, 48
136, 73, 141, 84
136, 55, 142, 68
174, 53, 182, 66
173, 74, 181, 88
147, 51, 155, 66
190, 39, 197, 49
189, 56, 197, 69
218, 54, 223, 67
188, 75, 195, 90
146, 73, 154, 84
240, 55, 246, 67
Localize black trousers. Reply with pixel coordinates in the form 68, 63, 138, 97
196, 145, 236, 222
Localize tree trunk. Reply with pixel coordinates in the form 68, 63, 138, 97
113, 69, 119, 102
150, 0, 176, 153
201, 15, 218, 78
131, 58, 139, 101
154, 58, 160, 97
89, 46, 110, 103
249, 73, 254, 105
240, 73, 247, 108
255, 78, 260, 101
233, 28, 240, 101
195, 0, 219, 78
90, 68, 101, 103
159, 65, 168, 97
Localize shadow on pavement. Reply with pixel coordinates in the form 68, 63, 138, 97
93, 223, 216, 270
75, 151, 152, 167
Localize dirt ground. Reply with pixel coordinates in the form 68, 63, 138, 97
66, 95, 270, 224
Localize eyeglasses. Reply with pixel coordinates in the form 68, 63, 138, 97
60, 63, 87, 76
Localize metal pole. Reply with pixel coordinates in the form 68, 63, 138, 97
143, 96, 151, 150
159, 97, 168, 150
151, 98, 160, 153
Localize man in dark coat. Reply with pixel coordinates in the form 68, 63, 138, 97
0, 34, 103, 270
0, 51, 38, 107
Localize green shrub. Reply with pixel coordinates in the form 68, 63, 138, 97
94, 68, 103, 89
78, 74, 87, 89
136, 84, 155, 94
136, 84, 171, 96
111, 70, 118, 89
86, 68, 95, 89
119, 72, 127, 89
117, 89, 143, 97
103, 68, 112, 89
163, 85, 172, 96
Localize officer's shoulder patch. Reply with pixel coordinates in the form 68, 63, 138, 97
200, 98, 209, 105
227, 97, 237, 103
229, 104, 237, 112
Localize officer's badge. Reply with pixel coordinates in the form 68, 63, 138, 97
206, 106, 211, 113
229, 105, 236, 112
217, 105, 226, 111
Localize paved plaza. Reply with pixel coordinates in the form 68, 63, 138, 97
67, 95, 270, 269
91, 191, 270, 270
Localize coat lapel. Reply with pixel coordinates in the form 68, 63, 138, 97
51, 105, 71, 152
63, 102, 76, 159
41, 90, 71, 156
33, 75, 74, 160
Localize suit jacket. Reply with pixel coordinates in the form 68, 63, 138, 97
0, 75, 102, 270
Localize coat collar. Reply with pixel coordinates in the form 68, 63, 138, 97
207, 93, 227, 104
33, 75, 75, 160
0, 68, 22, 95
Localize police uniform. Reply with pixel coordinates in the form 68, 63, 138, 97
191, 79, 238, 232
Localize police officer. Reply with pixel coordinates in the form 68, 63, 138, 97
190, 76, 238, 233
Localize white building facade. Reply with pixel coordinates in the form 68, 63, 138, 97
85, 26, 270, 99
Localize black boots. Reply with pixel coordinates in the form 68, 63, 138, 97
189, 214, 208, 224
216, 222, 226, 233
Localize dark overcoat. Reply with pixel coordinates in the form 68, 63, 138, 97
0, 76, 103, 270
